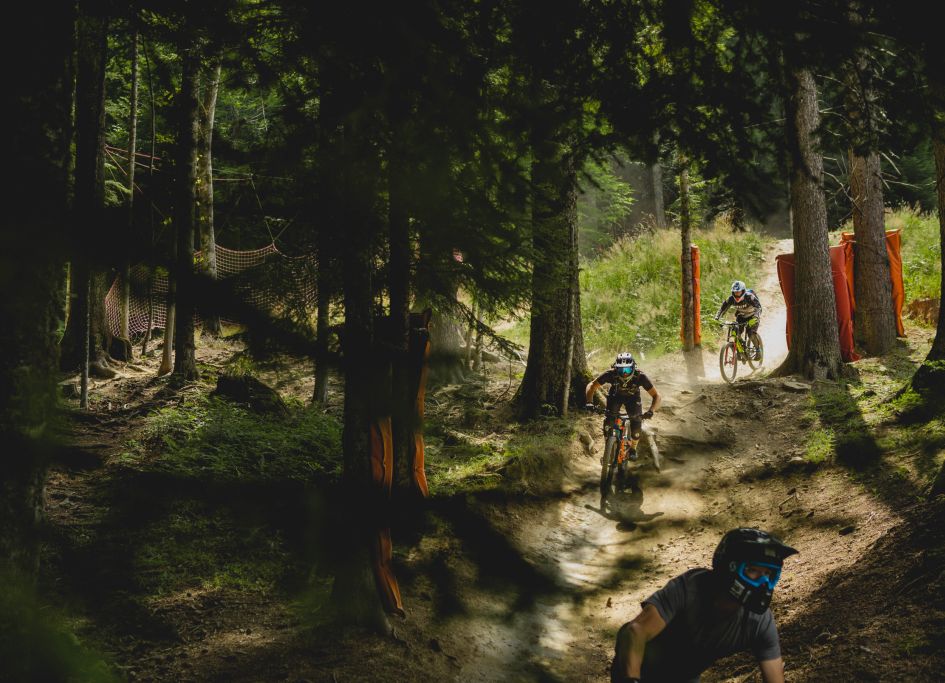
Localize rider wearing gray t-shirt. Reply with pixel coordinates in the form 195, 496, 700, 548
638, 568, 780, 682
611, 528, 798, 683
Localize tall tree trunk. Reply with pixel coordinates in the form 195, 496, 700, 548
848, 149, 895, 355
517, 137, 577, 419
173, 50, 200, 380
680, 159, 696, 352
330, 125, 390, 633
2, 2, 73, 576
198, 58, 222, 336
387, 101, 415, 496
141, 38, 157, 356
779, 66, 843, 379
570, 229, 590, 403
844, 34, 896, 356
61, 9, 108, 374
313, 228, 331, 404
120, 26, 139, 343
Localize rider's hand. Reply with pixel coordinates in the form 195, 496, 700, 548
642, 410, 654, 420
584, 403, 595, 411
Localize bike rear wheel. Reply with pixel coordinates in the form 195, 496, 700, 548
600, 437, 618, 504
747, 332, 764, 370
719, 341, 738, 383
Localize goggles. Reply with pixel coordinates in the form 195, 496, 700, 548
736, 561, 781, 590
617, 365, 634, 375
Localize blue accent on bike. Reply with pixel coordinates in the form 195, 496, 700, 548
736, 561, 781, 590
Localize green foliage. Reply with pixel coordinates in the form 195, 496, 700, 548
578, 157, 636, 256
576, 224, 767, 358
889, 208, 941, 305
0, 573, 118, 683
122, 394, 342, 482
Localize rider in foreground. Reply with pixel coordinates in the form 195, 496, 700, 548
585, 352, 661, 466
715, 280, 762, 358
611, 528, 798, 683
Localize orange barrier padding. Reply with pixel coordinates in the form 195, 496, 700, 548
839, 229, 906, 337
371, 527, 405, 617
680, 245, 701, 346
369, 416, 404, 616
775, 247, 861, 363
407, 310, 433, 497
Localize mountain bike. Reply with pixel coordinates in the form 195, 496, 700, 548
717, 320, 764, 384
587, 407, 657, 507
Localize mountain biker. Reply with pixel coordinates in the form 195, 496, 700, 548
584, 352, 661, 465
611, 528, 798, 683
715, 281, 762, 359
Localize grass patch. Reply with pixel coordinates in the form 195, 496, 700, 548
122, 394, 342, 483
888, 208, 941, 305
573, 224, 768, 359
426, 417, 575, 496
804, 428, 834, 464
134, 500, 289, 597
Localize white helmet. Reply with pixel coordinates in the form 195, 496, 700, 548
731, 280, 747, 301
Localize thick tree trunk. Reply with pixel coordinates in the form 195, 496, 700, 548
848, 149, 896, 355
680, 160, 696, 352
198, 58, 222, 336
570, 255, 591, 403
331, 126, 390, 633
517, 139, 577, 419
779, 66, 843, 379
173, 50, 200, 380
2, 3, 73, 575
61, 10, 108, 373
387, 111, 414, 495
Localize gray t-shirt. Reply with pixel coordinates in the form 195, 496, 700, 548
640, 568, 781, 683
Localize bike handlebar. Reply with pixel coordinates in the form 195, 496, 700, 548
584, 404, 651, 419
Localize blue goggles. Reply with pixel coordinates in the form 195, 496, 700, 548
736, 561, 782, 590
618, 366, 634, 375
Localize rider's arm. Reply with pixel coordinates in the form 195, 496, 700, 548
585, 380, 602, 405
758, 657, 785, 683
614, 604, 667, 679
646, 386, 661, 414
716, 296, 732, 319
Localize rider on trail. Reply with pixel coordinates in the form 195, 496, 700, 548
611, 528, 798, 683
584, 352, 661, 465
715, 280, 762, 358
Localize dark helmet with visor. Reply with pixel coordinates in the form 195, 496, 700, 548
613, 352, 636, 376
712, 528, 798, 614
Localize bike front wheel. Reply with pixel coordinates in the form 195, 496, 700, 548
747, 332, 764, 371
600, 437, 618, 504
719, 341, 738, 384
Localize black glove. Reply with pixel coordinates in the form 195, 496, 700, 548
642, 410, 654, 420
584, 403, 595, 411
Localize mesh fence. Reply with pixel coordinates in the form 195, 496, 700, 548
104, 243, 317, 340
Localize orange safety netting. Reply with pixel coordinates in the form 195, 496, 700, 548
680, 245, 701, 346
776, 246, 861, 363
838, 229, 906, 337
103, 243, 317, 339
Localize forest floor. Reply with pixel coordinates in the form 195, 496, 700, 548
43, 238, 945, 682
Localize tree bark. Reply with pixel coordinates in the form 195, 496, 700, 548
570, 242, 591, 403
517, 137, 577, 419
848, 149, 896, 355
120, 26, 139, 343
173, 49, 200, 380
680, 159, 696, 352
197, 58, 222, 336
844, 26, 896, 356
779, 66, 843, 380
61, 9, 108, 373
313, 229, 331, 404
2, 2, 73, 576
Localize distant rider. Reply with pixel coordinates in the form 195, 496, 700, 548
584, 352, 661, 463
611, 527, 798, 683
715, 280, 762, 357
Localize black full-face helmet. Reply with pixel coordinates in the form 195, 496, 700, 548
613, 352, 636, 376
712, 528, 798, 614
